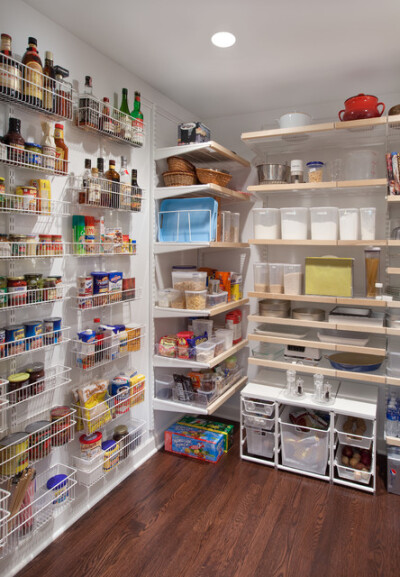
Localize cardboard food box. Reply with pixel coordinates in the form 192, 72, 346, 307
178, 122, 211, 145
305, 256, 354, 297
164, 423, 225, 463
177, 415, 234, 452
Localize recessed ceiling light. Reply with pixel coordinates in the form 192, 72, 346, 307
211, 32, 236, 48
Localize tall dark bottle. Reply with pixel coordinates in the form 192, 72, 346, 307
22, 37, 43, 107
42, 51, 55, 112
131, 169, 142, 212
0, 34, 21, 100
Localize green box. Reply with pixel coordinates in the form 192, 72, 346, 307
177, 415, 234, 452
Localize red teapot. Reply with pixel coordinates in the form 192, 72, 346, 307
338, 93, 385, 121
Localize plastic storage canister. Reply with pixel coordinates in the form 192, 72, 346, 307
283, 264, 302, 295
268, 263, 284, 293
231, 213, 240, 243
360, 207, 376, 240
192, 318, 213, 337
280, 207, 308, 239
339, 208, 359, 240
306, 161, 325, 182
254, 263, 268, 292
310, 207, 338, 240
221, 211, 231, 242
185, 289, 207, 310
195, 341, 216, 363
365, 247, 381, 297
214, 328, 234, 351
158, 288, 184, 308
80, 431, 102, 459
172, 270, 207, 291
253, 208, 280, 240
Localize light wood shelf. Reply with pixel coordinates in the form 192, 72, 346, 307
154, 183, 251, 202
387, 267, 400, 274
248, 178, 387, 195
155, 141, 250, 167
248, 292, 389, 308
241, 122, 335, 143
154, 297, 249, 319
386, 436, 400, 447
153, 339, 248, 370
334, 117, 387, 130
386, 196, 400, 203
249, 239, 387, 247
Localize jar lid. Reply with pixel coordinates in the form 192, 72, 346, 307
306, 161, 324, 167
25, 420, 51, 433
80, 431, 102, 445
50, 406, 70, 419
114, 425, 128, 436
7, 276, 25, 281
5, 325, 25, 331
102, 439, 117, 451
0, 432, 28, 446
46, 474, 68, 490
24, 362, 44, 373
8, 372, 30, 383
25, 143, 41, 149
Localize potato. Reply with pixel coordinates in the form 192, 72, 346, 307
342, 455, 349, 466
355, 462, 365, 470
350, 456, 360, 468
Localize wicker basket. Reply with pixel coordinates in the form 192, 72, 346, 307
196, 168, 232, 187
167, 156, 195, 173
162, 171, 197, 187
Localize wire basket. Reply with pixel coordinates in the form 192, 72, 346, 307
196, 168, 232, 187
162, 171, 197, 187
167, 156, 195, 173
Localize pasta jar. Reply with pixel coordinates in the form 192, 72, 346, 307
79, 431, 103, 459
306, 161, 325, 183
25, 420, 52, 460
7, 277, 27, 307
102, 439, 120, 472
50, 406, 72, 446
0, 432, 29, 476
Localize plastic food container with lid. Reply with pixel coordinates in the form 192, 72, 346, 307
306, 161, 325, 183
172, 270, 207, 291
196, 341, 216, 363
339, 208, 359, 240
46, 473, 69, 505
214, 328, 234, 351
185, 289, 207, 310
192, 318, 213, 337
254, 263, 268, 292
253, 208, 280, 240
79, 431, 103, 459
268, 263, 284, 293
283, 264, 302, 295
206, 291, 228, 308
157, 288, 184, 308
221, 211, 231, 242
310, 207, 338, 240
280, 207, 308, 239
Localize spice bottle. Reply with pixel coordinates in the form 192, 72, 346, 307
41, 121, 56, 171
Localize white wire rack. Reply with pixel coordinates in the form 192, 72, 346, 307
0, 488, 10, 558
0, 239, 65, 259
76, 94, 145, 147
3, 463, 77, 556
0, 327, 70, 363
72, 378, 145, 434
0, 143, 69, 175
70, 176, 144, 213
0, 284, 67, 311
0, 408, 76, 479
0, 58, 74, 120
69, 241, 136, 257
73, 419, 146, 487
72, 325, 143, 371
0, 192, 70, 217
75, 286, 142, 310
0, 393, 9, 435
157, 208, 214, 243
0, 366, 71, 428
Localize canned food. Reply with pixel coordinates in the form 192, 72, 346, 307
10, 235, 27, 257
0, 432, 29, 476
25, 321, 43, 350
50, 406, 72, 446
8, 372, 30, 403
7, 277, 27, 307
43, 317, 62, 344
102, 439, 119, 472
0, 328, 5, 358
46, 474, 68, 506
110, 376, 130, 414
15, 186, 37, 212
24, 362, 45, 396
79, 431, 102, 458
25, 420, 51, 460
5, 324, 25, 355
25, 143, 43, 167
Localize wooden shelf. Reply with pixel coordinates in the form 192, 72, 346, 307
249, 239, 387, 246
248, 178, 387, 195
386, 196, 400, 203
153, 340, 248, 370
242, 122, 335, 143
248, 291, 388, 308
154, 183, 251, 202
154, 241, 249, 254
386, 436, 400, 447
386, 377, 400, 387
387, 267, 400, 275
334, 117, 387, 130
155, 141, 250, 168
154, 297, 249, 319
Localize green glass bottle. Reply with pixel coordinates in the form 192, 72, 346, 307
119, 87, 131, 141
130, 90, 144, 146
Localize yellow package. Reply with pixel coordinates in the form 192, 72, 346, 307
30, 179, 51, 214
78, 379, 112, 433
305, 257, 354, 297
130, 374, 145, 406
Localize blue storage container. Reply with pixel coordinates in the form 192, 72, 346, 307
158, 197, 218, 242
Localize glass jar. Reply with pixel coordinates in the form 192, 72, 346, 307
43, 278, 57, 302
365, 247, 381, 298
25, 142, 43, 167
306, 161, 325, 183
26, 235, 37, 256
51, 234, 63, 255
7, 277, 27, 307
38, 234, 52, 256
113, 424, 129, 460
10, 234, 27, 257
0, 235, 10, 258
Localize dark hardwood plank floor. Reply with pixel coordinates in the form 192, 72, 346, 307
16, 427, 400, 577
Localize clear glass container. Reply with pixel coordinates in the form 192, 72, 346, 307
364, 247, 381, 297
339, 208, 359, 240
252, 208, 280, 240
310, 207, 338, 240
253, 262, 269, 292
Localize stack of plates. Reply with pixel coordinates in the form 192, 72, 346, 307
292, 307, 325, 321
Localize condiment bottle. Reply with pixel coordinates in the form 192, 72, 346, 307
3, 117, 25, 164
105, 159, 120, 209
41, 121, 56, 171
22, 37, 43, 107
42, 51, 55, 112
130, 90, 144, 145
0, 33, 21, 100
54, 123, 68, 175
101, 97, 114, 134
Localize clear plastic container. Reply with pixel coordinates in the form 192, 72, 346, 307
158, 288, 185, 308
172, 270, 207, 291
280, 207, 308, 239
208, 336, 225, 356
253, 208, 280, 240
221, 211, 231, 242
195, 341, 216, 363
364, 246, 380, 297
214, 328, 234, 351
339, 208, 359, 240
360, 207, 376, 240
246, 427, 274, 458
306, 161, 325, 183
231, 212, 240, 243
254, 262, 269, 292
185, 289, 207, 310
268, 263, 284, 293
243, 398, 275, 417
310, 207, 338, 240
155, 375, 174, 400
283, 264, 302, 295
192, 318, 213, 337
206, 291, 228, 308
243, 414, 275, 431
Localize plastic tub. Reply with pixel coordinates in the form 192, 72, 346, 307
243, 414, 275, 431
336, 461, 372, 485
283, 264, 302, 295
339, 208, 359, 240
360, 207, 376, 241
254, 263, 269, 292
231, 212, 240, 243
172, 270, 207, 291
208, 336, 225, 356
280, 207, 308, 240
246, 427, 274, 458
155, 375, 174, 400
196, 341, 216, 363
336, 414, 374, 449
253, 208, 280, 240
192, 318, 213, 337
243, 398, 275, 417
185, 289, 207, 310
310, 207, 338, 240
158, 288, 185, 308
215, 328, 234, 351
268, 263, 284, 293
206, 291, 228, 308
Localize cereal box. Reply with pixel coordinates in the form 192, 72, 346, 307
164, 423, 225, 463
177, 416, 234, 452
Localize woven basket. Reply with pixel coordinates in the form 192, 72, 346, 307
167, 156, 195, 173
162, 171, 197, 187
196, 168, 232, 187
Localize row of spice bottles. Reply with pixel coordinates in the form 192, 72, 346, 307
0, 233, 64, 257
0, 274, 63, 308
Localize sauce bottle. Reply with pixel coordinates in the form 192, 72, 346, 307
3, 117, 25, 164
54, 123, 68, 175
22, 37, 43, 107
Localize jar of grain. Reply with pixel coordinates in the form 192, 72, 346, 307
306, 161, 325, 183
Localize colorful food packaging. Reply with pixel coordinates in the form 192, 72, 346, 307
215, 271, 231, 301
164, 423, 225, 463
177, 415, 234, 452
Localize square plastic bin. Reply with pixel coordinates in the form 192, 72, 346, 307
310, 207, 338, 240
335, 461, 372, 485
280, 207, 308, 240
196, 341, 216, 363
280, 406, 330, 475
155, 375, 174, 400
214, 328, 234, 351
336, 414, 374, 449
192, 318, 213, 337
208, 336, 225, 357
243, 413, 275, 431
158, 288, 185, 309
243, 398, 275, 417
253, 208, 281, 240
185, 289, 207, 310
254, 263, 268, 292
245, 427, 274, 458
172, 270, 207, 291
283, 264, 302, 295
206, 291, 228, 308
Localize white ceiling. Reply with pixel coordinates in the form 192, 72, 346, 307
24, 0, 400, 119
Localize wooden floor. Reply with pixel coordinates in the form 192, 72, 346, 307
17, 427, 400, 577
